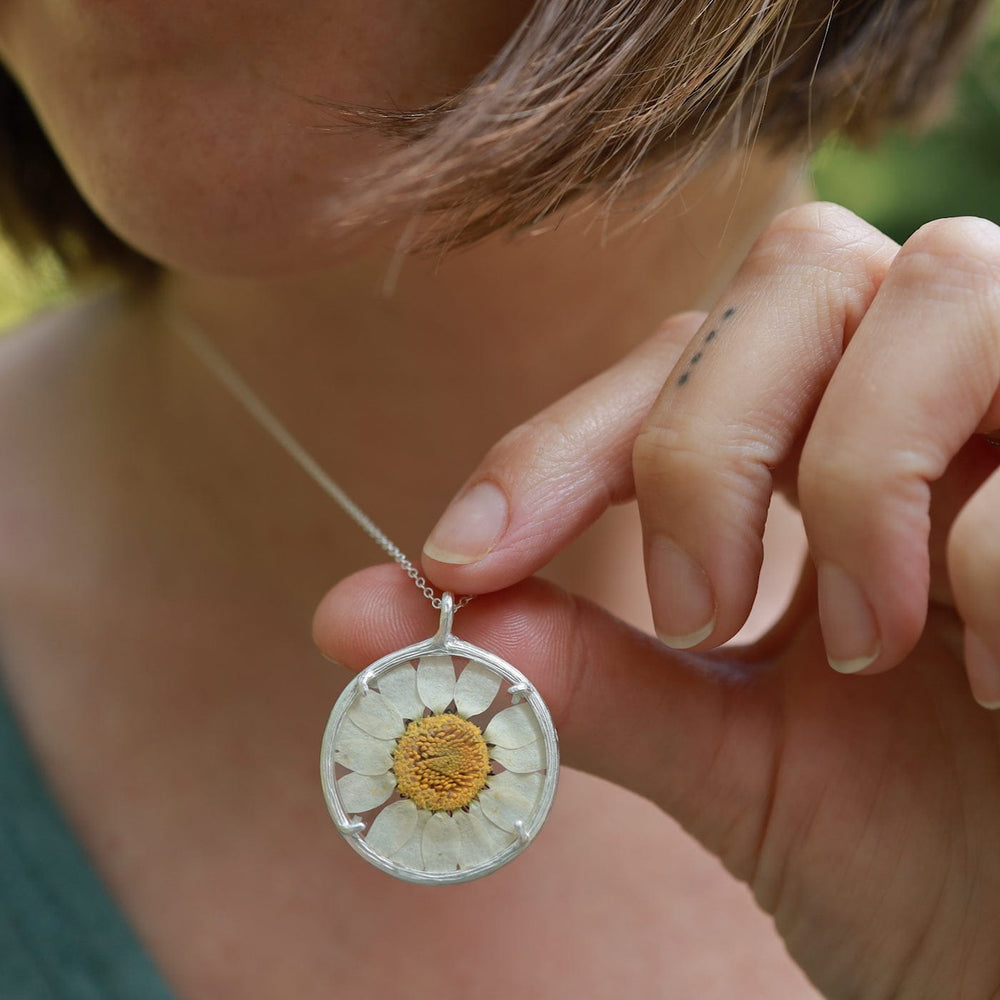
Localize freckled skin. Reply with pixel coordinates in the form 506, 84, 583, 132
0, 0, 532, 275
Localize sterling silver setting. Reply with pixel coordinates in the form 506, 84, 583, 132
320, 594, 559, 886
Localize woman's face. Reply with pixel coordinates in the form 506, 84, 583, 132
0, 1, 531, 275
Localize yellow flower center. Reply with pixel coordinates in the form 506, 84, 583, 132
393, 713, 491, 812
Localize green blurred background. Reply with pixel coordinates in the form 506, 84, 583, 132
812, 3, 1000, 242
1, 11, 999, 327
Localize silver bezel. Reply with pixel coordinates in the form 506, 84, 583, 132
320, 601, 559, 886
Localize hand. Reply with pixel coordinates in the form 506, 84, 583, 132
314, 203, 1000, 999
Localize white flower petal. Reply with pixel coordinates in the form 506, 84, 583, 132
490, 738, 545, 773
348, 691, 405, 740
483, 702, 541, 748
477, 770, 544, 833
416, 655, 456, 714
333, 725, 394, 776
339, 715, 382, 742
365, 800, 418, 858
453, 660, 502, 718
452, 810, 491, 870
421, 812, 461, 873
391, 811, 429, 867
454, 802, 516, 869
470, 800, 519, 850
376, 663, 424, 720
337, 770, 397, 813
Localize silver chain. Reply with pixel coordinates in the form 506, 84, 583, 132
178, 319, 473, 611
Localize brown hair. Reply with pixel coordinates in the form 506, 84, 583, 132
0, 0, 987, 277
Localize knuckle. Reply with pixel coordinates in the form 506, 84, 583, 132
798, 435, 883, 513
632, 423, 686, 484
632, 419, 773, 497
746, 201, 872, 275
488, 412, 603, 498
797, 441, 857, 512
489, 414, 573, 469
800, 422, 936, 495
895, 217, 1000, 291
798, 435, 932, 543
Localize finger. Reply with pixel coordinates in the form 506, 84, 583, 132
799, 218, 1000, 675
420, 313, 704, 592
926, 437, 999, 610
633, 203, 897, 648
947, 458, 1000, 708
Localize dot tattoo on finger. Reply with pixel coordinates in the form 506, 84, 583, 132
677, 306, 737, 387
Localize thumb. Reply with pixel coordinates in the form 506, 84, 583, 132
312, 565, 784, 876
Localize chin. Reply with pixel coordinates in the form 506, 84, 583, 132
89, 179, 411, 279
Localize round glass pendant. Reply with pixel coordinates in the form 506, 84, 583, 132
320, 594, 559, 885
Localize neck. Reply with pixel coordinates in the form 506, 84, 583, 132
135, 153, 800, 597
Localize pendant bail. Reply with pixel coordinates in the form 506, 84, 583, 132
433, 591, 456, 644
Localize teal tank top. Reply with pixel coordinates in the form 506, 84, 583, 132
0, 682, 176, 999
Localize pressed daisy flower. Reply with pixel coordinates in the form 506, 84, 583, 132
331, 653, 550, 875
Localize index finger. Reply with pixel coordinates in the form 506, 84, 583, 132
419, 312, 704, 592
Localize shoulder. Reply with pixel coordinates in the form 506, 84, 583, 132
0, 289, 121, 390
0, 288, 141, 480
0, 289, 133, 614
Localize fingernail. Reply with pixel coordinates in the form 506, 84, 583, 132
423, 481, 509, 565
817, 562, 881, 673
965, 629, 1000, 710
648, 538, 716, 649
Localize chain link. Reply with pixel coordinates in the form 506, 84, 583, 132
179, 320, 474, 612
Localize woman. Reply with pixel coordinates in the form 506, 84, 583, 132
0, 2, 997, 997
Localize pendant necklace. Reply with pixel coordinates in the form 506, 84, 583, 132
179, 321, 559, 886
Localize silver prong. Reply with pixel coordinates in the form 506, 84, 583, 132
514, 820, 528, 845
508, 682, 529, 703
337, 818, 367, 839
